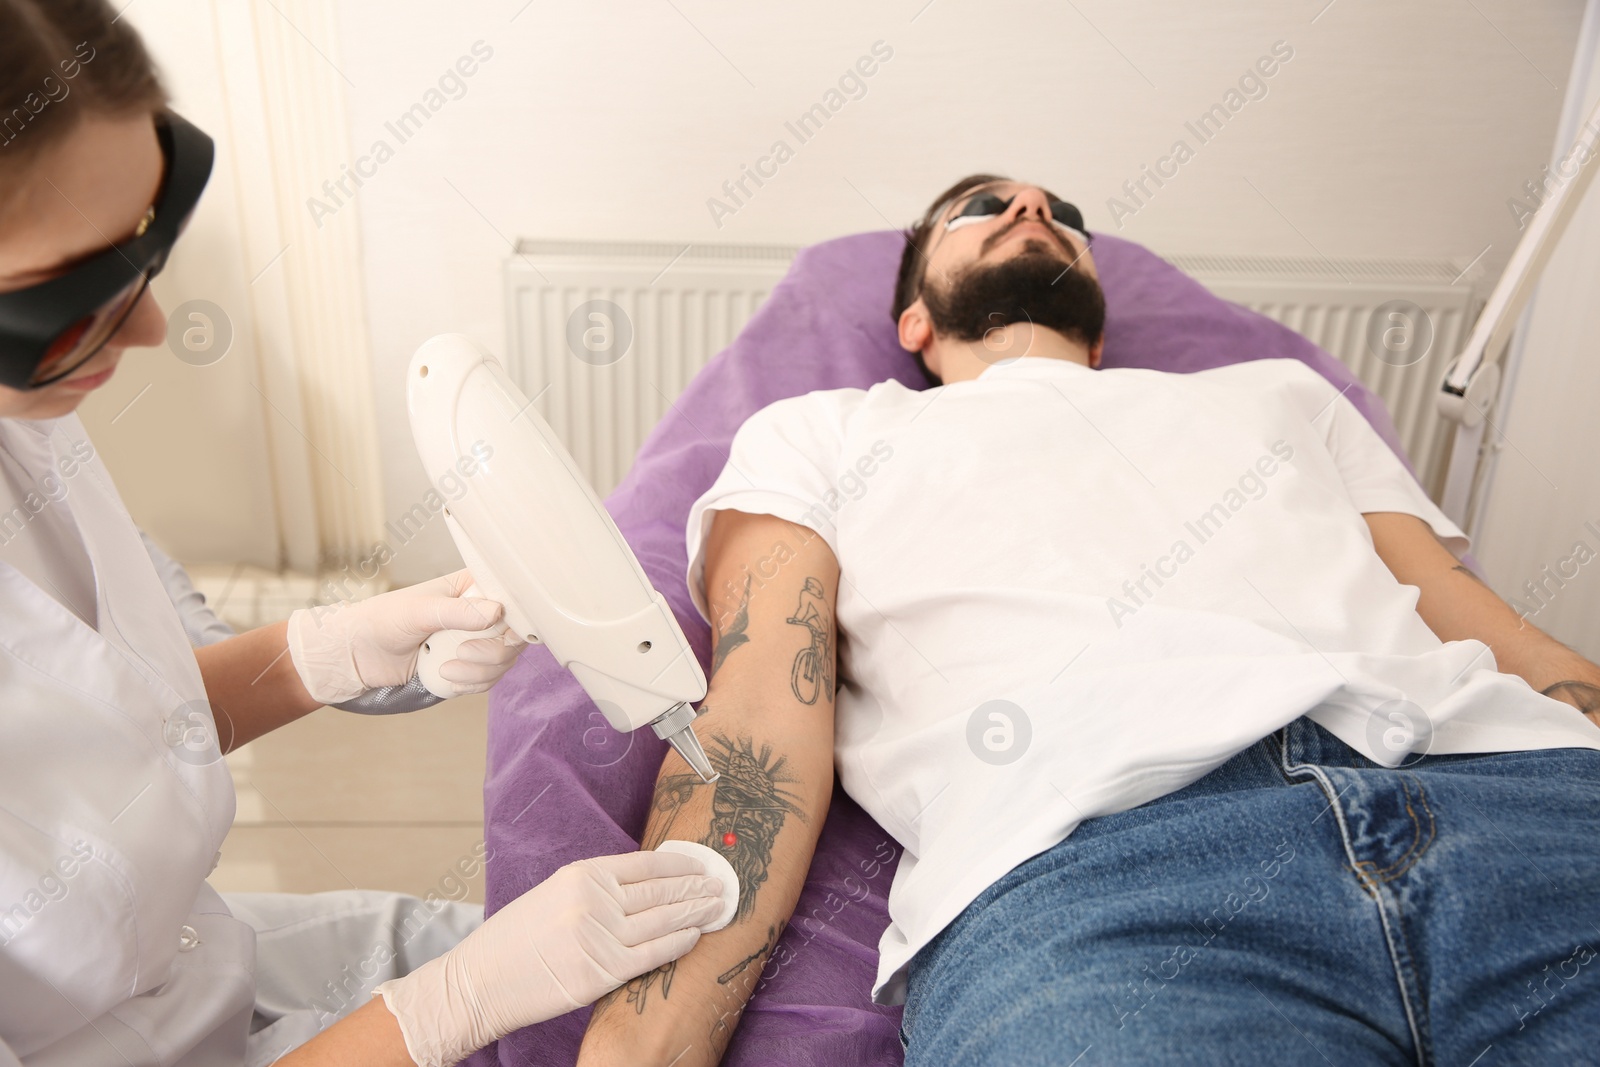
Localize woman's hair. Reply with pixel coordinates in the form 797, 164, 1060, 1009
0, 0, 167, 182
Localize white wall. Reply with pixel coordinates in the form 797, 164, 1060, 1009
85, 0, 1585, 585
327, 0, 1585, 583
76, 0, 282, 569
1474, 10, 1600, 660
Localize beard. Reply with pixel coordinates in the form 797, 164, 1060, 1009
922, 240, 1107, 349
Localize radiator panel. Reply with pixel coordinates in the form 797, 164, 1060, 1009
506, 241, 797, 497
1167, 255, 1482, 501
507, 243, 1481, 503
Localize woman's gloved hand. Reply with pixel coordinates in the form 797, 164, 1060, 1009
286, 569, 524, 704
374, 850, 728, 1067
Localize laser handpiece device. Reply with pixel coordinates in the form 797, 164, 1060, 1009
407, 334, 718, 783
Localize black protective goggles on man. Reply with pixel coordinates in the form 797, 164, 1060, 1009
0, 110, 213, 391
943, 189, 1092, 249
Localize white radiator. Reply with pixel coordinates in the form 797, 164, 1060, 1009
506, 240, 798, 497
506, 242, 1482, 502
1167, 253, 1484, 500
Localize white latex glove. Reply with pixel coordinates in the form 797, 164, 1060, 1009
287, 569, 525, 704
374, 850, 727, 1067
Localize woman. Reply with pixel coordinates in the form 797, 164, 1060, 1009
0, 3, 724, 1064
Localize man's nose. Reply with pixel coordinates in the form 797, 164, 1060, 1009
1006, 187, 1054, 222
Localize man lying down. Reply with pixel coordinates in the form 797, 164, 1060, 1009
575, 175, 1600, 1066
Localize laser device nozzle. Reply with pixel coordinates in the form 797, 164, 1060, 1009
651, 701, 719, 784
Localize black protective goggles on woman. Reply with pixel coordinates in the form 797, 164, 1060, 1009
0, 110, 213, 391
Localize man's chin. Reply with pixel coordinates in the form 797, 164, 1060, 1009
1001, 236, 1063, 259
925, 242, 1106, 347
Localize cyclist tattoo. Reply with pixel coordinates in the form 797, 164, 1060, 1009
786, 576, 834, 705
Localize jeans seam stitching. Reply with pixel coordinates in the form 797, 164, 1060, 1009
1278, 732, 1428, 1067
1360, 775, 1438, 883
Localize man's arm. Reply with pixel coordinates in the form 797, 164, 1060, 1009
578, 509, 841, 1066
1365, 511, 1600, 725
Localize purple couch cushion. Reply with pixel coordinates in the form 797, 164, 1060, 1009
472, 230, 1411, 1066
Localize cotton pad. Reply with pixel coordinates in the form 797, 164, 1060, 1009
655, 839, 740, 933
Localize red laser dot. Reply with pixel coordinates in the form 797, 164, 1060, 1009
722, 832, 738, 848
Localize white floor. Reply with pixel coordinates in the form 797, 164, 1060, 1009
212, 693, 489, 904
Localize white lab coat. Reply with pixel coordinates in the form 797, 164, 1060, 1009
0, 415, 254, 1063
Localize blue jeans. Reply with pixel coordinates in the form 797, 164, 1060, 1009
901, 716, 1600, 1066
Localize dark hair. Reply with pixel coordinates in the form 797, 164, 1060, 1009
0, 0, 167, 183
891, 173, 1009, 386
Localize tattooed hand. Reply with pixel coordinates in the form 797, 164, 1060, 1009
1542, 680, 1600, 727
580, 508, 839, 1067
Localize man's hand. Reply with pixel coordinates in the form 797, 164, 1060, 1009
1365, 511, 1600, 727
1540, 681, 1600, 727
577, 510, 842, 1066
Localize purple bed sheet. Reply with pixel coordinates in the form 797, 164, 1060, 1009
469, 229, 1413, 1066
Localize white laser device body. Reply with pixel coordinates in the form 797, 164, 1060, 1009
407, 334, 717, 783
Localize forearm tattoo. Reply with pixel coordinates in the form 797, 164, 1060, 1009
785, 576, 835, 705
716, 923, 781, 986
712, 574, 753, 676
640, 733, 805, 921
1431, 526, 1495, 591
707, 924, 784, 1057
593, 960, 675, 1018
705, 736, 805, 920
1542, 680, 1600, 713
641, 761, 704, 851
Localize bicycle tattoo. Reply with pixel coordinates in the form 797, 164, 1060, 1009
785, 576, 834, 705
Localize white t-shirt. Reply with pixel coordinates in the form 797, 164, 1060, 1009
683, 356, 1600, 1004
